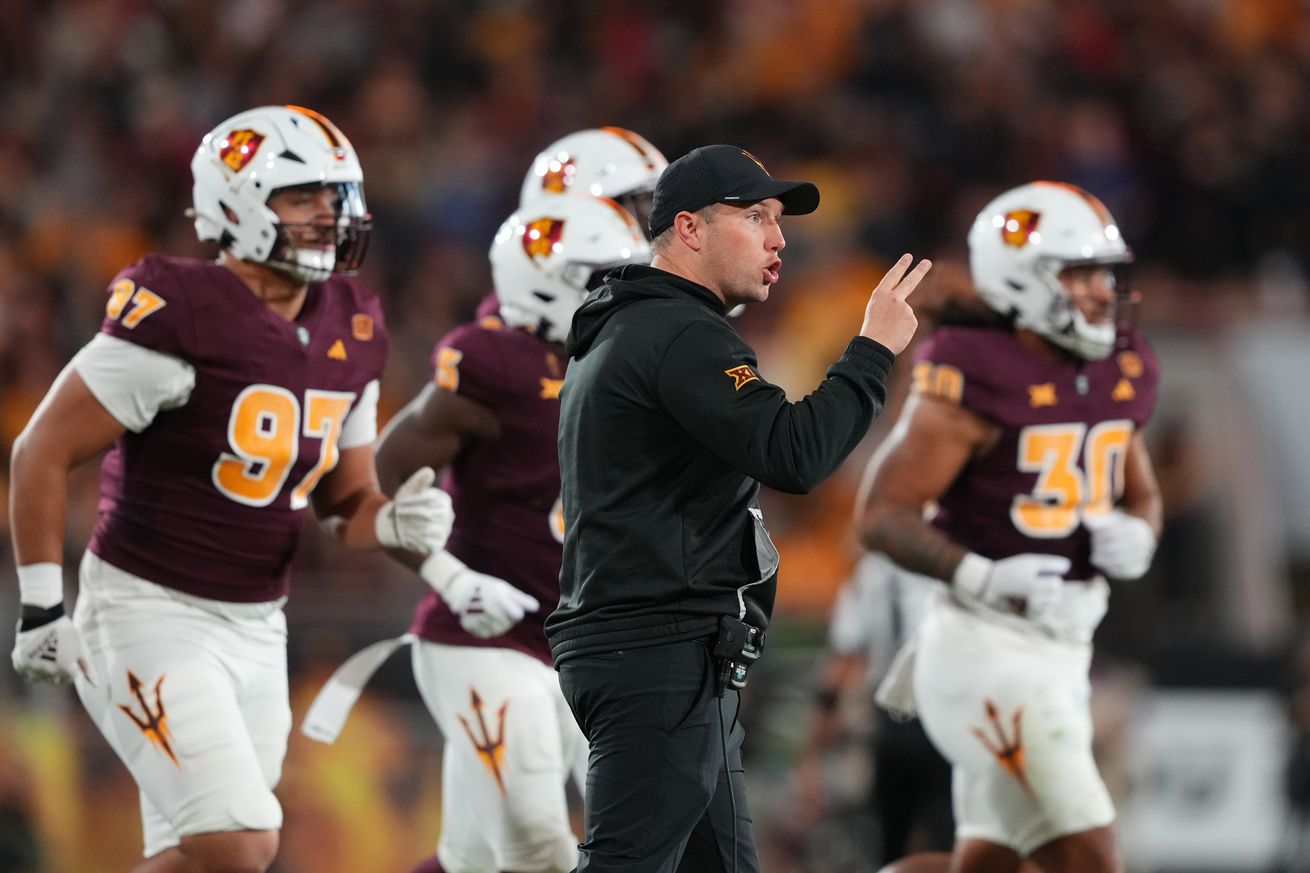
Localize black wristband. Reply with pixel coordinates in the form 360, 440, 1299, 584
18, 602, 65, 632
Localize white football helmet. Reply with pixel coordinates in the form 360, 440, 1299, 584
968, 181, 1132, 360
520, 127, 668, 239
191, 105, 371, 284
491, 194, 652, 344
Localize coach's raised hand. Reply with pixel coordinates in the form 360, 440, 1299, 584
860, 253, 931, 355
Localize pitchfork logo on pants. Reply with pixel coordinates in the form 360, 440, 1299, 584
118, 670, 180, 768
458, 688, 509, 794
971, 698, 1034, 798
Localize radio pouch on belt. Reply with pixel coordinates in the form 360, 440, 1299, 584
713, 616, 765, 696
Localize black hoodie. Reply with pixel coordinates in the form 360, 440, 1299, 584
546, 264, 894, 663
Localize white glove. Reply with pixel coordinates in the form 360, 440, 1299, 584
1084, 509, 1156, 580
953, 552, 1069, 619
375, 467, 453, 554
420, 550, 540, 639
12, 610, 97, 686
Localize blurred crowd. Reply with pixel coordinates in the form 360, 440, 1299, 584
2, 1, 1310, 871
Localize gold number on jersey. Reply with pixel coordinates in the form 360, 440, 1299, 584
549, 495, 566, 544
106, 280, 135, 319
212, 386, 356, 508
289, 390, 356, 509
1083, 420, 1133, 515
105, 279, 167, 328
436, 348, 463, 392
213, 386, 300, 507
1011, 420, 1132, 538
912, 362, 963, 404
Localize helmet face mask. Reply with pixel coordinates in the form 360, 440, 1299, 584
192, 105, 372, 284
613, 189, 656, 240
263, 181, 372, 283
491, 194, 652, 344
520, 128, 668, 240
1029, 255, 1118, 359
968, 181, 1132, 360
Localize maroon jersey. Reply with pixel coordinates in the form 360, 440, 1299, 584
914, 325, 1158, 580
473, 291, 500, 319
87, 255, 389, 602
409, 315, 565, 664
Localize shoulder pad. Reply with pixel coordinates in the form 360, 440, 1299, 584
430, 321, 508, 404
98, 255, 202, 358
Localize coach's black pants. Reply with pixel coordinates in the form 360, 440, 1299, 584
558, 638, 760, 873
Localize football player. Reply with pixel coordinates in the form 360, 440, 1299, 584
519, 126, 668, 236
304, 193, 652, 873
8, 105, 454, 873
861, 182, 1162, 873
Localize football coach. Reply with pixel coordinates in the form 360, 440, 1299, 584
547, 144, 930, 873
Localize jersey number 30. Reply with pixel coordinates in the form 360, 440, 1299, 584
213, 386, 356, 509
1012, 420, 1132, 538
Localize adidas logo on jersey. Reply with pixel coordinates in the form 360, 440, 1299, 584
327, 339, 347, 360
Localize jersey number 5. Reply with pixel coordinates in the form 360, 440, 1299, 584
213, 386, 356, 509
1011, 420, 1132, 538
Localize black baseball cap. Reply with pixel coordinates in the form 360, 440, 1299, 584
648, 144, 820, 237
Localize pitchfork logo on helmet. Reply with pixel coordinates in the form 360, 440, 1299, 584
491, 194, 651, 345
520, 128, 668, 240
1000, 210, 1041, 248
522, 218, 566, 262
191, 104, 372, 285
968, 181, 1132, 361
219, 130, 266, 173
541, 158, 576, 194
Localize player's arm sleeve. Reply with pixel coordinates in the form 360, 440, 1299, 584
656, 320, 893, 494
71, 333, 196, 432
338, 379, 380, 450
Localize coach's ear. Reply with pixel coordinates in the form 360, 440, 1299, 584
673, 209, 706, 252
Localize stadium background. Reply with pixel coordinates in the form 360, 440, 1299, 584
1, 1, 1308, 871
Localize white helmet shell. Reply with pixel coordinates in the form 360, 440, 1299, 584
520, 127, 667, 238
491, 194, 652, 344
191, 104, 371, 284
968, 181, 1132, 360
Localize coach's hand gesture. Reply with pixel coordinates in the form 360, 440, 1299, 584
861, 254, 931, 355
